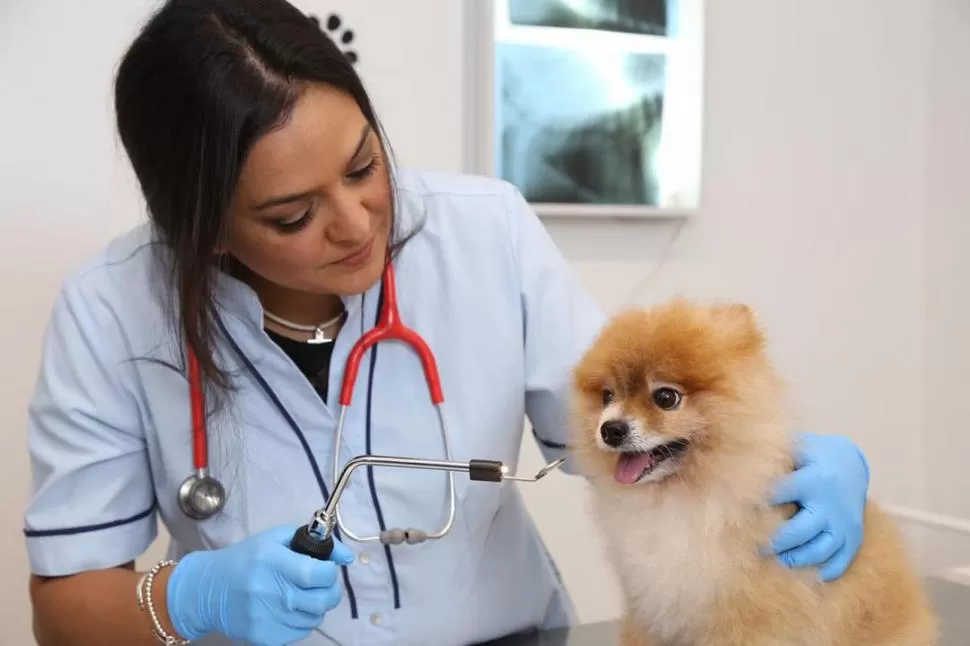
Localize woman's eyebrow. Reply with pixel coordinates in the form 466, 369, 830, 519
252, 190, 315, 211
347, 123, 373, 162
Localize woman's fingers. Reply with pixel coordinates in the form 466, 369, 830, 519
290, 585, 344, 619
769, 506, 827, 555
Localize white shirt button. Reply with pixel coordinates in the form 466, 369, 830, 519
358, 552, 371, 565
370, 612, 382, 626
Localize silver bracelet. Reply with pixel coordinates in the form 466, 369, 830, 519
136, 559, 191, 645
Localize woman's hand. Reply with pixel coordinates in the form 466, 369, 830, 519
767, 431, 870, 581
166, 524, 354, 645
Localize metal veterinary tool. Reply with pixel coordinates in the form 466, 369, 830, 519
289, 455, 566, 560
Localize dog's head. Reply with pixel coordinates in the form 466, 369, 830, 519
570, 298, 788, 490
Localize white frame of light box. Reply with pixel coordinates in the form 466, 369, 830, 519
462, 0, 707, 220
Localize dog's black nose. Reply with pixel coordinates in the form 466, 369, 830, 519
600, 420, 629, 447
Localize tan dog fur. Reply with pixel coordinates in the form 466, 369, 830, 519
569, 299, 937, 646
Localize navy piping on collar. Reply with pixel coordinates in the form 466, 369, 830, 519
23, 501, 157, 537
531, 426, 570, 450
215, 316, 361, 620
362, 285, 403, 610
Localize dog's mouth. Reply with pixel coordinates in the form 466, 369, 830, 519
614, 439, 690, 484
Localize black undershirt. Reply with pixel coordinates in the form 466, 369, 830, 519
266, 329, 335, 403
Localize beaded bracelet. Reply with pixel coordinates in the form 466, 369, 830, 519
136, 560, 191, 645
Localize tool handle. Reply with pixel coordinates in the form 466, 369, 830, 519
469, 459, 504, 482
289, 524, 335, 560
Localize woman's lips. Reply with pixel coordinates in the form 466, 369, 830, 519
334, 237, 375, 268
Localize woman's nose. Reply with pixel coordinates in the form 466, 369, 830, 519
326, 191, 371, 244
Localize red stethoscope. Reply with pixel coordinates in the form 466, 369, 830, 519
176, 343, 225, 520
177, 262, 457, 546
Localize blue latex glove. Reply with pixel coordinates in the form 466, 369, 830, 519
166, 524, 355, 645
768, 431, 870, 581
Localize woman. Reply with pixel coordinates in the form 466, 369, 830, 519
22, 1, 871, 645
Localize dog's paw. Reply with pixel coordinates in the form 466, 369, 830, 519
309, 12, 359, 65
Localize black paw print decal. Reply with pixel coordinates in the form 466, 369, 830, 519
309, 13, 358, 65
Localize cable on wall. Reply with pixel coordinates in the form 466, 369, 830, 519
617, 216, 690, 310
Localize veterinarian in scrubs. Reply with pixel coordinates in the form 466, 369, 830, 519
22, 1, 872, 645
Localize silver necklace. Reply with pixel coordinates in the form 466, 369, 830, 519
263, 309, 346, 345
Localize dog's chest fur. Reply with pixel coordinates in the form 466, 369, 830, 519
592, 486, 757, 644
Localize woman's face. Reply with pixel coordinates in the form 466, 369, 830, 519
226, 83, 392, 298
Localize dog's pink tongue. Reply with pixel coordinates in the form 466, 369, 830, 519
615, 453, 653, 484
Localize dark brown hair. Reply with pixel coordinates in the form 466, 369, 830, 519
114, 0, 413, 392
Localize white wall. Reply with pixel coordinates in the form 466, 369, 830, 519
1, 0, 967, 643
921, 0, 970, 575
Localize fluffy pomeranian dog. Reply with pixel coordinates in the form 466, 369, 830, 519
570, 299, 937, 646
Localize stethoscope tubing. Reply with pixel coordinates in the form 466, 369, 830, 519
187, 347, 208, 472
331, 261, 457, 545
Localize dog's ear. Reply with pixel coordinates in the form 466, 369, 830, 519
715, 303, 755, 322
712, 303, 765, 355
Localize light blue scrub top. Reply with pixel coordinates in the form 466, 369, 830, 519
22, 169, 606, 646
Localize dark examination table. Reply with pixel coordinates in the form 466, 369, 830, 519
484, 577, 969, 645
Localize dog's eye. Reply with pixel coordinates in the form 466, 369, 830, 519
652, 387, 681, 410
602, 389, 614, 406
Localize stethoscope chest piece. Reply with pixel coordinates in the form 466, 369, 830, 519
178, 469, 227, 520
180, 347, 226, 521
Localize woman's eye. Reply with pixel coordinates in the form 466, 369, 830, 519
602, 389, 614, 406
275, 209, 312, 234
347, 155, 379, 181
652, 387, 682, 410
